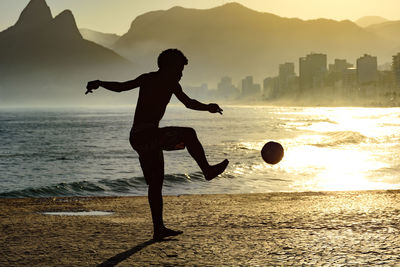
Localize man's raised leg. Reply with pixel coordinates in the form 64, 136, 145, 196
181, 127, 229, 181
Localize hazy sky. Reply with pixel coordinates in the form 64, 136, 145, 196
1, 0, 400, 34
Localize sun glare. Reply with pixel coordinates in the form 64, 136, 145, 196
283, 108, 400, 191
231, 108, 400, 192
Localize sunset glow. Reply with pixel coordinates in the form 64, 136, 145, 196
1, 0, 400, 34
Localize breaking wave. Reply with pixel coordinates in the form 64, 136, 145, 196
312, 131, 368, 147
0, 172, 204, 198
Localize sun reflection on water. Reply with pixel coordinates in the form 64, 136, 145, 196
283, 108, 400, 191
230, 107, 400, 192
282, 145, 389, 191
298, 107, 400, 139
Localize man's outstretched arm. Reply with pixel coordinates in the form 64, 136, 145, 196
174, 84, 223, 114
85, 74, 145, 94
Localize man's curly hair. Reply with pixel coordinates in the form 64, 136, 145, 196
157, 49, 188, 69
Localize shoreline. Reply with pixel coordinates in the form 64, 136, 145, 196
1, 187, 400, 199
2, 190, 400, 265
1, 187, 399, 196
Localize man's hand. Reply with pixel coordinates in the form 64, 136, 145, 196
85, 80, 101, 95
208, 103, 223, 115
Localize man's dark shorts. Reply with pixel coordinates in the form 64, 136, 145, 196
129, 124, 187, 184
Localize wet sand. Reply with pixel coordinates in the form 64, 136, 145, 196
2, 190, 400, 266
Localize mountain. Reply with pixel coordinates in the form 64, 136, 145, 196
80, 28, 120, 49
0, 0, 133, 105
0, 0, 128, 68
14, 0, 53, 30
355, 16, 390, 28
114, 3, 397, 85
367, 20, 400, 46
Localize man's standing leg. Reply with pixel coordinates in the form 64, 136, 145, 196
139, 150, 183, 240
144, 150, 164, 232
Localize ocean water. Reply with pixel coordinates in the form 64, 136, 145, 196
1, 105, 400, 198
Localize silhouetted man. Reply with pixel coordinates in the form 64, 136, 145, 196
86, 49, 229, 240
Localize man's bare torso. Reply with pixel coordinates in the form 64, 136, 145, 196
133, 71, 181, 127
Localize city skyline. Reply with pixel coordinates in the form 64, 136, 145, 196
202, 51, 400, 104
1, 0, 400, 34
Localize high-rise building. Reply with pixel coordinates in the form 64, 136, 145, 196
299, 53, 327, 92
217, 76, 239, 98
326, 59, 353, 88
184, 83, 209, 101
356, 54, 378, 85
393, 53, 400, 88
343, 67, 357, 92
263, 77, 279, 98
241, 76, 260, 97
329, 59, 353, 73
279, 62, 296, 92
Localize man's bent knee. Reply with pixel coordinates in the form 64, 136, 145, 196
182, 127, 197, 140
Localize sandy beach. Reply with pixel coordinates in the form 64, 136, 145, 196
2, 190, 400, 266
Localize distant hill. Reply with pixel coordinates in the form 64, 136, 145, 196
2, 1, 400, 105
367, 20, 400, 46
355, 16, 390, 28
80, 28, 120, 49
0, 0, 133, 105
114, 3, 397, 85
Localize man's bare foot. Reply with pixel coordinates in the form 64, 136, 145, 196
153, 227, 183, 241
204, 159, 229, 181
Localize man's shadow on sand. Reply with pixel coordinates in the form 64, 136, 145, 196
97, 239, 177, 267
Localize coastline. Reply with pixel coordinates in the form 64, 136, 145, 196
2, 190, 400, 265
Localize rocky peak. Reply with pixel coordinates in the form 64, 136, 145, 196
14, 0, 53, 30
52, 10, 82, 39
